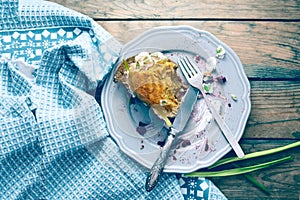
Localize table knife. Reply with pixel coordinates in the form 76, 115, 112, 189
145, 86, 199, 192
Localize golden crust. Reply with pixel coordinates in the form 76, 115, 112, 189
114, 53, 187, 118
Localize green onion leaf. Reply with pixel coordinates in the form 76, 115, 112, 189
232, 163, 271, 195
184, 156, 293, 178
243, 173, 271, 195
208, 141, 300, 169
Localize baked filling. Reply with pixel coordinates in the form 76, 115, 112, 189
114, 52, 187, 119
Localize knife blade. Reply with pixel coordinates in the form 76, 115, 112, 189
145, 86, 199, 192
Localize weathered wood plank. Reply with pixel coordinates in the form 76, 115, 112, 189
49, 0, 300, 20
244, 81, 300, 139
212, 140, 300, 200
97, 21, 300, 79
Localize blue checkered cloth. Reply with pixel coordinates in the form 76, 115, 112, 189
0, 0, 227, 199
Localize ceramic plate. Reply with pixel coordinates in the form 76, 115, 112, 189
101, 25, 251, 173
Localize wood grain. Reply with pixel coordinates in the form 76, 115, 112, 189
245, 81, 300, 139
97, 21, 300, 79
50, 0, 300, 20
212, 140, 300, 200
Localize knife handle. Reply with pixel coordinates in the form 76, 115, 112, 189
145, 128, 178, 192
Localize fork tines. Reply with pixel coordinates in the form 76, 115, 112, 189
179, 57, 199, 78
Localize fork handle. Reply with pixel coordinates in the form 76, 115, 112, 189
202, 90, 245, 158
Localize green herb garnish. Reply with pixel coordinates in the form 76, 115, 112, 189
231, 94, 238, 101
203, 84, 211, 93
216, 47, 223, 54
123, 59, 130, 70
136, 62, 140, 69
216, 46, 226, 59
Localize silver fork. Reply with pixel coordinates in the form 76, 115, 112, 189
178, 56, 245, 158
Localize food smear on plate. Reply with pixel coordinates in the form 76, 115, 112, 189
114, 52, 188, 125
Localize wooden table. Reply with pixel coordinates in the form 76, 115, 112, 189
49, 1, 300, 199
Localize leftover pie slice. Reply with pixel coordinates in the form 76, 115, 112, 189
114, 52, 187, 119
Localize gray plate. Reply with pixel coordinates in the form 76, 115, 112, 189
101, 25, 251, 173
